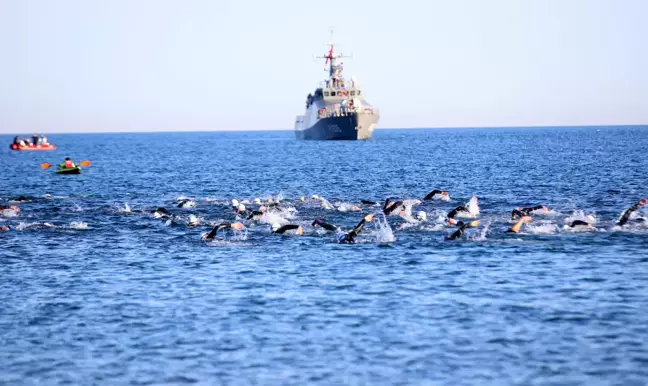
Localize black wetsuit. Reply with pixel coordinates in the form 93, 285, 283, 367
447, 206, 469, 219
204, 223, 234, 239
312, 218, 338, 232
445, 223, 470, 240
361, 200, 377, 205
177, 199, 193, 208
569, 220, 591, 227
273, 224, 300, 234
617, 202, 643, 226
246, 210, 265, 220
424, 190, 445, 200
336, 218, 368, 244
383, 199, 404, 215
511, 205, 545, 219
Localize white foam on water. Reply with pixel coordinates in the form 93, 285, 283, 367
469, 221, 490, 241
0, 209, 19, 218
117, 203, 131, 213
526, 224, 559, 234
372, 213, 396, 242
69, 221, 89, 230
564, 210, 597, 225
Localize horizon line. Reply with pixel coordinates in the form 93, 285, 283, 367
1, 124, 646, 135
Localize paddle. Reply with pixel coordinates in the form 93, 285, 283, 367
41, 160, 91, 169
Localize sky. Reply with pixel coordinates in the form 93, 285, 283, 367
1, 0, 647, 133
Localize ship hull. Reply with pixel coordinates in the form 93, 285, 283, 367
295, 113, 378, 140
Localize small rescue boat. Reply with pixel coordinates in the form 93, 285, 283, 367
10, 144, 57, 151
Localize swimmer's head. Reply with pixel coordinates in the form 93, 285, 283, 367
238, 204, 246, 212
312, 218, 321, 227
640, 198, 647, 206
0, 225, 10, 231
231, 222, 244, 231
271, 223, 280, 232
300, 196, 305, 202
231, 199, 239, 207
416, 211, 427, 221
312, 194, 320, 200
254, 198, 262, 205
447, 218, 458, 226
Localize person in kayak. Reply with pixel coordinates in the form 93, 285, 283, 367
511, 205, 549, 220
617, 198, 647, 226
201, 222, 244, 240
33, 134, 39, 145
12, 136, 21, 145
61, 157, 76, 169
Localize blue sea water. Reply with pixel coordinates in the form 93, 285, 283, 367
1, 126, 648, 385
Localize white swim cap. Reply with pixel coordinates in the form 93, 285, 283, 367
238, 204, 246, 211
417, 211, 427, 220
254, 198, 262, 205
272, 223, 280, 231
231, 199, 239, 207
312, 194, 320, 200
188, 214, 198, 225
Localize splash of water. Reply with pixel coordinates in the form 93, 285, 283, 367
372, 213, 396, 242
466, 195, 480, 216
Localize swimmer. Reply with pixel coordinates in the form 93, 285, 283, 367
617, 198, 647, 226
312, 218, 339, 232
361, 200, 378, 206
152, 207, 172, 219
187, 214, 200, 227
235, 203, 247, 216
0, 205, 20, 213
246, 206, 267, 220
383, 198, 404, 215
1, 225, 10, 232
423, 190, 449, 201
201, 222, 244, 240
177, 198, 196, 208
507, 216, 533, 233
444, 220, 480, 240
446, 206, 470, 220
568, 220, 594, 229
511, 205, 549, 220
9, 196, 31, 203
416, 211, 427, 221
272, 223, 304, 235
335, 214, 374, 244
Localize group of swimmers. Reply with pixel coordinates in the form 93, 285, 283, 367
12, 134, 49, 147
2, 191, 646, 242
138, 191, 647, 243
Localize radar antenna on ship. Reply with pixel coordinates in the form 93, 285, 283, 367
314, 29, 353, 78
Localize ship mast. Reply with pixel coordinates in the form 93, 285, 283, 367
314, 30, 352, 80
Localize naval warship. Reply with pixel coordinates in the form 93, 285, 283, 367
294, 39, 379, 140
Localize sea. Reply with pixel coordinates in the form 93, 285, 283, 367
1, 126, 648, 385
